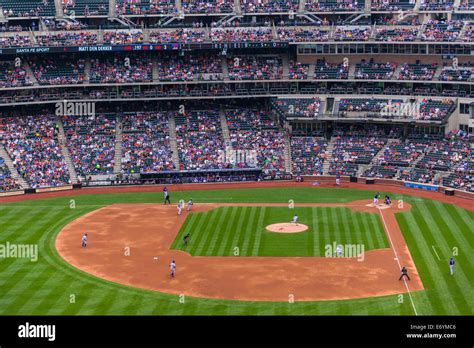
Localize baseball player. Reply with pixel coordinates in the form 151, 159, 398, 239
163, 186, 171, 205
291, 214, 298, 225
177, 201, 183, 215
373, 193, 380, 206
334, 245, 344, 257
399, 266, 410, 281
81, 233, 88, 248
385, 195, 391, 206
449, 257, 455, 275
335, 172, 341, 186
170, 260, 176, 278
183, 233, 190, 246
186, 198, 193, 212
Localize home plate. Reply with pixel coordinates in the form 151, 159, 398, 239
394, 258, 398, 261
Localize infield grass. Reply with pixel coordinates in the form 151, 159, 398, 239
0, 186, 473, 315
171, 206, 388, 256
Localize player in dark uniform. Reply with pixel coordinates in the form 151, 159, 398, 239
163, 186, 171, 205
385, 195, 391, 205
399, 266, 410, 280
81, 233, 88, 248
183, 233, 190, 246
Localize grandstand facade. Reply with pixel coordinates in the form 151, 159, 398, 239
0, 0, 472, 193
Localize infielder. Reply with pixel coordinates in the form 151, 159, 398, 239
170, 260, 176, 278
335, 173, 341, 186
186, 199, 193, 212
163, 186, 171, 205
81, 233, 88, 248
334, 245, 344, 257
177, 201, 183, 215
449, 257, 455, 275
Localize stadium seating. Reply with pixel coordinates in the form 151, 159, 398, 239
28, 55, 86, 85
314, 59, 348, 79
354, 60, 397, 80
0, 61, 33, 88
228, 56, 283, 80
89, 55, 152, 83
0, 157, 20, 192
291, 136, 327, 175
0, 0, 55, 17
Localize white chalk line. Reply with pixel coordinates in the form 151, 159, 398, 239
378, 208, 418, 316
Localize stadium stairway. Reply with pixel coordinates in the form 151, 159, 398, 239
322, 137, 336, 175
152, 56, 159, 81
54, 0, 63, 18
108, 0, 117, 17
0, 7, 6, 23
56, 117, 79, 184
282, 55, 290, 78
168, 115, 181, 170
23, 62, 39, 86
84, 58, 91, 83
221, 58, 229, 80
433, 65, 443, 80
370, 138, 397, 165
284, 132, 292, 173
0, 146, 29, 189
219, 107, 231, 147
308, 63, 316, 78
393, 64, 403, 80
412, 143, 432, 167
113, 115, 123, 174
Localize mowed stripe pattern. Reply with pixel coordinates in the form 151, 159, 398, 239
172, 207, 388, 257
397, 200, 474, 315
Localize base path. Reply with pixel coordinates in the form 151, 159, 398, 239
56, 200, 424, 302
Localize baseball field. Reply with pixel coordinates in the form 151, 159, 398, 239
0, 183, 473, 315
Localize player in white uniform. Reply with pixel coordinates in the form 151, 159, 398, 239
170, 260, 176, 278
291, 214, 298, 225
334, 245, 343, 257
177, 201, 183, 215
186, 199, 193, 212
81, 233, 88, 248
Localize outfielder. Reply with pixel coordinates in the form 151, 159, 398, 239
449, 257, 455, 275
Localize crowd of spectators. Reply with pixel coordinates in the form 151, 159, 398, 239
175, 110, 226, 170
115, 0, 177, 15
419, 0, 454, 10
121, 112, 175, 173
334, 28, 371, 41
226, 108, 286, 173
417, 99, 455, 120
0, 157, 21, 192
354, 59, 396, 80
375, 28, 418, 42
90, 55, 152, 83
0, 115, 70, 188
338, 98, 389, 113
211, 27, 274, 42
305, 0, 363, 11
291, 136, 327, 175
439, 68, 473, 81
241, 0, 300, 13
288, 61, 309, 79
1, 0, 55, 17
103, 30, 144, 45
398, 63, 438, 81
273, 98, 322, 118
314, 59, 348, 79
29, 55, 86, 85
228, 56, 283, 80
371, 0, 415, 10
421, 20, 464, 42
277, 27, 330, 42
157, 54, 223, 81
182, 0, 233, 13
149, 29, 206, 44
63, 114, 116, 175
36, 32, 98, 46
0, 61, 33, 88
0, 34, 31, 48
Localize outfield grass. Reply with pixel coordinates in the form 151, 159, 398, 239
0, 187, 472, 315
171, 207, 388, 256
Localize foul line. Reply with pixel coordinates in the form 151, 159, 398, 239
432, 245, 441, 261
378, 208, 418, 316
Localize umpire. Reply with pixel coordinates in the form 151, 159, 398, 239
399, 266, 411, 281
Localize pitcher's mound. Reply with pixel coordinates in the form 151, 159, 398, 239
266, 223, 309, 233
